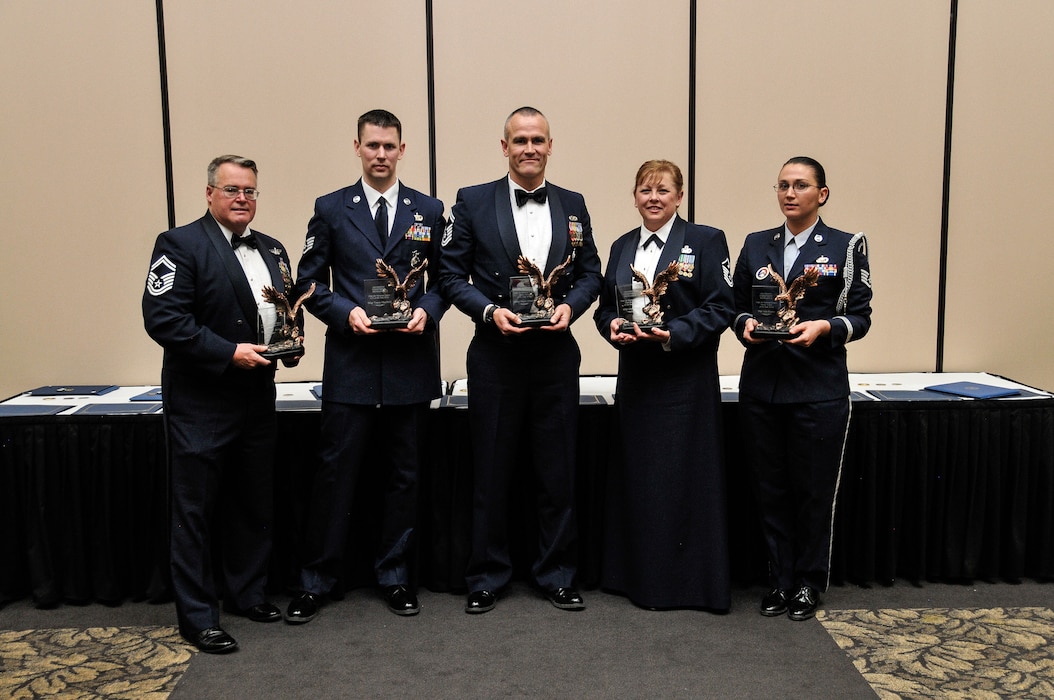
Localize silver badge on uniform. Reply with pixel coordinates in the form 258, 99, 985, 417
303, 236, 315, 254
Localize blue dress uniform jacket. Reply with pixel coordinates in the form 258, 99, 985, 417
732, 219, 872, 402
438, 177, 602, 327
142, 210, 295, 635
593, 217, 735, 609
438, 176, 602, 594
144, 210, 294, 384
297, 180, 447, 405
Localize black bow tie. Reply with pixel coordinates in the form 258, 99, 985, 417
515, 187, 547, 207
643, 233, 664, 251
231, 232, 257, 250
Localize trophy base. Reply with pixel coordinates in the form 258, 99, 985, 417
517, 315, 554, 327
369, 317, 411, 330
619, 321, 666, 334
752, 327, 794, 339
261, 343, 305, 360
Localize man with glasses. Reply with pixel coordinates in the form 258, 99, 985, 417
143, 155, 301, 653
286, 109, 447, 623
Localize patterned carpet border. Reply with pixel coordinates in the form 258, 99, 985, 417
0, 625, 191, 699
818, 606, 1054, 699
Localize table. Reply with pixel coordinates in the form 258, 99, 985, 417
2, 374, 1051, 607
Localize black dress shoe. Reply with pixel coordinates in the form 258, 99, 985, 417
285, 592, 321, 624
465, 589, 496, 614
182, 626, 238, 654
223, 601, 282, 623
788, 586, 820, 621
384, 585, 419, 616
760, 588, 789, 617
547, 587, 585, 611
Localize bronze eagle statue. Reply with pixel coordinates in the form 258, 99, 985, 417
766, 264, 819, 329
375, 257, 428, 317
516, 255, 572, 317
629, 261, 680, 325
260, 281, 315, 344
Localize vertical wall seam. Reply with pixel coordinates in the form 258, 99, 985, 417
155, 0, 175, 229
688, 0, 698, 221
426, 0, 438, 199
936, 0, 958, 371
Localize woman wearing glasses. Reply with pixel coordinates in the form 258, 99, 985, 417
731, 156, 872, 621
594, 160, 734, 611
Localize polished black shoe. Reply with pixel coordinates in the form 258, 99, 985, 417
547, 587, 585, 611
384, 585, 420, 616
788, 586, 820, 621
760, 588, 789, 617
223, 601, 282, 623
465, 589, 496, 614
285, 592, 321, 624
182, 626, 238, 654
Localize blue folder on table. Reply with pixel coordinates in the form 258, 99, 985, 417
27, 385, 118, 396
0, 404, 71, 416
130, 388, 163, 401
924, 381, 1020, 399
868, 389, 962, 401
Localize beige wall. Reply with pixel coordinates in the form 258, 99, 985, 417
2, 0, 1053, 401
943, 0, 1054, 386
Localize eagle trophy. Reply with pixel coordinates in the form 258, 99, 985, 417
374, 257, 428, 321
766, 264, 819, 329
627, 261, 680, 327
516, 255, 572, 319
260, 261, 315, 357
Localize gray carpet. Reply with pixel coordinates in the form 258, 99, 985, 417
2, 581, 1052, 699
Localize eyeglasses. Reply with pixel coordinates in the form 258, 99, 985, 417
773, 182, 820, 193
211, 185, 260, 200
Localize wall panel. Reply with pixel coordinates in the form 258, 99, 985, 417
3, 1, 1052, 397
696, 2, 950, 377
162, 0, 433, 383
944, 0, 1054, 390
0, 2, 166, 400
432, 0, 691, 381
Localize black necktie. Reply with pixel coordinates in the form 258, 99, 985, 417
644, 233, 664, 251
375, 199, 389, 242
231, 232, 257, 250
515, 187, 547, 207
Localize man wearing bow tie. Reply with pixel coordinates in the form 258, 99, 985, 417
286, 110, 447, 623
439, 106, 602, 614
143, 155, 300, 653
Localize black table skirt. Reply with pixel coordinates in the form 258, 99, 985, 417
2, 399, 1052, 607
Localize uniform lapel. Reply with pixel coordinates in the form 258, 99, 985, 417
657, 216, 686, 275
789, 219, 828, 279
616, 231, 639, 286
544, 188, 567, 274
387, 187, 413, 256
346, 181, 384, 254
493, 178, 521, 266
203, 211, 259, 321
766, 227, 784, 279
